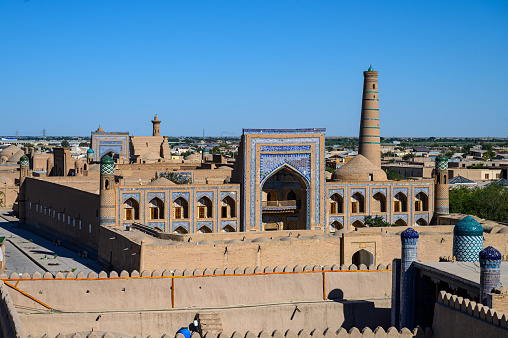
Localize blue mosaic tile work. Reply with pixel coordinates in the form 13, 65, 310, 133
259, 154, 311, 183
453, 235, 483, 262
196, 191, 214, 201
172, 221, 190, 232
220, 191, 236, 200
147, 192, 165, 202
479, 246, 501, 305
247, 135, 323, 229
329, 216, 344, 231
394, 214, 409, 224
221, 220, 237, 230
350, 215, 365, 224
414, 214, 429, 222
372, 188, 387, 196
243, 128, 326, 134
122, 193, 141, 203
329, 189, 344, 198
414, 187, 429, 196
91, 133, 130, 161
197, 221, 213, 232
260, 145, 312, 152
350, 188, 366, 197
172, 192, 190, 202
393, 188, 409, 196
148, 222, 165, 229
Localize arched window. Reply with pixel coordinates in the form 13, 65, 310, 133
415, 192, 429, 212
124, 198, 139, 221
372, 192, 386, 213
149, 197, 164, 220
372, 84, 376, 89
173, 197, 189, 219
198, 225, 212, 233
416, 218, 428, 226
352, 220, 365, 228
352, 249, 374, 266
287, 190, 296, 200
197, 196, 212, 218
394, 192, 407, 213
174, 226, 188, 234
267, 190, 277, 202
394, 218, 407, 226
443, 174, 447, 184
330, 221, 344, 233
222, 225, 235, 232
351, 192, 365, 213
221, 196, 236, 218
330, 194, 343, 214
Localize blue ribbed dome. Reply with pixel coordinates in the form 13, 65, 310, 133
87, 148, 94, 154
479, 246, 501, 260
454, 216, 483, 236
401, 227, 419, 239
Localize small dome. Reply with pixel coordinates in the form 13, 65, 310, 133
496, 227, 508, 234
454, 216, 483, 236
479, 246, 501, 261
100, 155, 114, 164
7, 150, 25, 163
75, 158, 84, 167
96, 126, 105, 132
401, 227, 419, 239
20, 155, 29, 165
331, 155, 387, 181
87, 148, 94, 154
0, 145, 22, 158
368, 65, 374, 71
184, 153, 201, 160
223, 177, 231, 184
140, 152, 162, 161
148, 177, 175, 186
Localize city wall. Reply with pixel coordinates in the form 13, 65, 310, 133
23, 178, 100, 251
1, 268, 392, 337
0, 281, 23, 338
432, 291, 508, 338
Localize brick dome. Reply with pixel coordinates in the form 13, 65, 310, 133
331, 154, 387, 181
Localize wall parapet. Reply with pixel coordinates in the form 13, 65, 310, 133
437, 290, 508, 328
0, 281, 24, 337
15, 327, 433, 338
0, 263, 393, 280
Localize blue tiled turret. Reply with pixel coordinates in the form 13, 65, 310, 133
479, 246, 501, 305
453, 216, 483, 262
400, 227, 419, 329
100, 155, 114, 174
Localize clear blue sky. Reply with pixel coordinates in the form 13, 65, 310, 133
1, 1, 507, 137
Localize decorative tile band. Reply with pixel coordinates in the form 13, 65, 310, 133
147, 192, 165, 202
260, 145, 312, 152
196, 191, 214, 201
243, 128, 326, 134
329, 189, 344, 198
172, 192, 190, 202
172, 221, 190, 231
122, 193, 140, 203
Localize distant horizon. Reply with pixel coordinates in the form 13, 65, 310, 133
1, 2, 507, 137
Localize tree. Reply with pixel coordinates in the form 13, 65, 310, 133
212, 146, 221, 154
449, 183, 508, 222
61, 140, 70, 148
385, 169, 405, 181
364, 215, 393, 227
402, 153, 415, 161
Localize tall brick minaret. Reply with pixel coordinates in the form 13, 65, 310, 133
358, 65, 381, 167
152, 115, 161, 136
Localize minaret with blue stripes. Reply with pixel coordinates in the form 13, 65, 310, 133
99, 155, 116, 226
479, 246, 501, 306
358, 65, 381, 167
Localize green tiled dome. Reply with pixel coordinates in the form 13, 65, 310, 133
101, 155, 114, 164
20, 155, 29, 166
435, 154, 448, 170
454, 216, 483, 236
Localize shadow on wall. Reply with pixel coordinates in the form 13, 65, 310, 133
326, 293, 391, 331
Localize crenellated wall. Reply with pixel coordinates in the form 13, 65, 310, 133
0, 281, 24, 337
432, 291, 508, 338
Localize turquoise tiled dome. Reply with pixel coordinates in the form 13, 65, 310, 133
368, 65, 374, 71
87, 148, 94, 154
454, 216, 483, 236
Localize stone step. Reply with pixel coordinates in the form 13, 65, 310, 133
199, 312, 223, 334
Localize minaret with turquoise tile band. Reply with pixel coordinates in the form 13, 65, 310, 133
99, 155, 116, 226
434, 154, 449, 215
400, 227, 419, 329
358, 65, 381, 167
